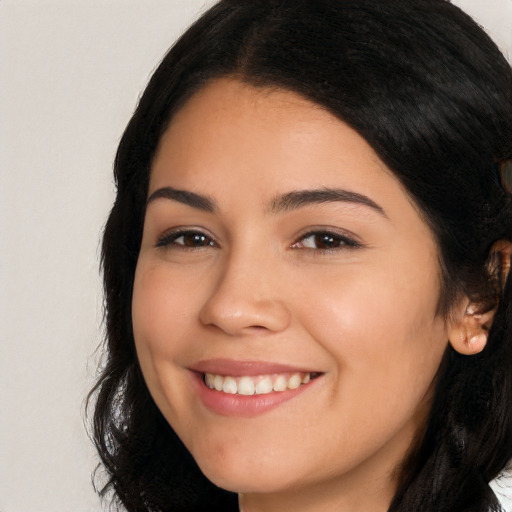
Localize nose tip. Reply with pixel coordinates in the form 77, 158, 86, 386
198, 282, 292, 336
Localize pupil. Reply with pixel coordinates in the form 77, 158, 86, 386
316, 234, 336, 248
185, 233, 207, 247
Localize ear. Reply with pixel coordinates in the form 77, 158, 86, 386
448, 301, 496, 355
448, 239, 512, 356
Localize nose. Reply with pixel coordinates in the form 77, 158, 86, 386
198, 249, 292, 336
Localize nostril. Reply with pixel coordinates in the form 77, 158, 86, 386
247, 325, 271, 331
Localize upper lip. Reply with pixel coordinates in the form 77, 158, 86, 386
190, 359, 321, 376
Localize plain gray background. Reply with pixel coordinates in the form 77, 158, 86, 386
0, 1, 510, 510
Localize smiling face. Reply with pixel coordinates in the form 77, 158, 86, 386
132, 78, 453, 511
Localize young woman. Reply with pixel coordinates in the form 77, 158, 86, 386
91, 1, 512, 511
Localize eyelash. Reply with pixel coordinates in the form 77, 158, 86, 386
292, 230, 361, 251
155, 227, 361, 253
156, 229, 217, 249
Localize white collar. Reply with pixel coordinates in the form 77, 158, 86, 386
490, 466, 512, 512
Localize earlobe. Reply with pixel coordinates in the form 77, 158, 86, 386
448, 304, 495, 355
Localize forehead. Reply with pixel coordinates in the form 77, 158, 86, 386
151, 78, 393, 192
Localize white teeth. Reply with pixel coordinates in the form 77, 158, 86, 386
287, 373, 302, 390
205, 373, 215, 388
213, 374, 223, 391
204, 372, 314, 395
255, 377, 273, 395
222, 376, 237, 394
273, 375, 287, 392
238, 376, 255, 395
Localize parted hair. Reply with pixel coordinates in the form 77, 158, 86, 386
90, 1, 512, 510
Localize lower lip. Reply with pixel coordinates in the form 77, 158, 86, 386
190, 372, 318, 417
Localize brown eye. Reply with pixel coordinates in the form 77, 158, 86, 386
179, 232, 214, 247
311, 233, 343, 249
292, 231, 360, 250
157, 230, 216, 249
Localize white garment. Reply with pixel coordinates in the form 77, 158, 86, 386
491, 466, 512, 512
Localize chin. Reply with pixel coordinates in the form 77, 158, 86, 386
192, 446, 302, 495
202, 468, 297, 495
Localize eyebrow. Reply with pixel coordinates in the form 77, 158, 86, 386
269, 188, 387, 217
146, 186, 386, 218
146, 187, 217, 213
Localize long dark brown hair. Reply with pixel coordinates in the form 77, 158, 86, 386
90, 1, 512, 510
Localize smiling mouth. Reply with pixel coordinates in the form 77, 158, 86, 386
203, 372, 320, 396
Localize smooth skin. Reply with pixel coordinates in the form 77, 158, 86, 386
132, 78, 476, 512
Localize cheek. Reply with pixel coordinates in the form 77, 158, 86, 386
298, 258, 448, 411
131, 263, 192, 400
132, 262, 196, 357
301, 257, 442, 338
132, 261, 205, 431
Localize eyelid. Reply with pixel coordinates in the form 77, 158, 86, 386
155, 226, 219, 249
153, 225, 363, 251
291, 227, 363, 250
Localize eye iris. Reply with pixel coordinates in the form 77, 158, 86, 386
315, 234, 339, 248
183, 233, 210, 247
